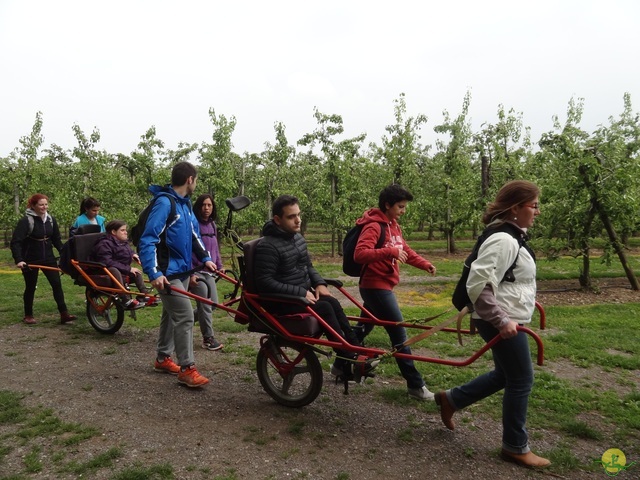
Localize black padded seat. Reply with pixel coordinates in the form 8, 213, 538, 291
71, 232, 112, 287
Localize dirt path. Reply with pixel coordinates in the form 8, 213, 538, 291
0, 304, 618, 480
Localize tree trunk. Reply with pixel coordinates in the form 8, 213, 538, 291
445, 226, 456, 254
579, 164, 640, 290
578, 206, 596, 289
579, 249, 591, 290
481, 155, 490, 198
598, 205, 639, 290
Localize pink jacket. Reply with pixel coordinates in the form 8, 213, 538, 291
354, 208, 433, 290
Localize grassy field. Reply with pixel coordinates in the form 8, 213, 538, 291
0, 242, 639, 478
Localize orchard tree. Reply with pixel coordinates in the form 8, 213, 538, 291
373, 93, 427, 184
536, 96, 640, 290
333, 145, 385, 250
370, 93, 434, 237
198, 108, 237, 201
405, 146, 437, 237
8, 112, 44, 217
474, 105, 532, 200
126, 126, 166, 187
298, 108, 366, 256
71, 123, 105, 196
261, 122, 296, 218
586, 94, 640, 289
432, 91, 477, 253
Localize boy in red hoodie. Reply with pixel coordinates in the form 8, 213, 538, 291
354, 184, 437, 400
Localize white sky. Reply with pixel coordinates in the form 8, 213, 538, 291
1, 0, 639, 158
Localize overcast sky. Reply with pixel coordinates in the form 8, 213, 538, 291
1, 0, 639, 158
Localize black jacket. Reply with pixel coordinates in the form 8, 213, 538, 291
11, 210, 63, 266
254, 220, 326, 297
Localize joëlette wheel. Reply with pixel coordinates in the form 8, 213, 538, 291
85, 288, 125, 334
256, 337, 323, 408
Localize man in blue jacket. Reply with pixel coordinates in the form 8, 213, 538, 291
138, 161, 216, 388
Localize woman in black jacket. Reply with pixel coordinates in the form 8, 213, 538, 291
10, 194, 77, 325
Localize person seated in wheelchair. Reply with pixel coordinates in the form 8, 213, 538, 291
253, 194, 378, 381
91, 220, 152, 310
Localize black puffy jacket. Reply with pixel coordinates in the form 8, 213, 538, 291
254, 220, 326, 297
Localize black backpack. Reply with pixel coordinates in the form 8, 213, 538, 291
342, 222, 387, 277
58, 237, 76, 278
130, 193, 177, 247
451, 223, 527, 312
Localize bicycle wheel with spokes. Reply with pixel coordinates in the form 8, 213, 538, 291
85, 288, 125, 334
256, 337, 323, 408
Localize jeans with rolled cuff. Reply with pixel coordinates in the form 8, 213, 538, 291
446, 318, 534, 454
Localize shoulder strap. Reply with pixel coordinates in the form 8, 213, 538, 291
375, 222, 387, 248
154, 192, 177, 224
483, 223, 529, 283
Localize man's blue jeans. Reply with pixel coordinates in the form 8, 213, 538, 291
446, 319, 534, 454
359, 288, 425, 390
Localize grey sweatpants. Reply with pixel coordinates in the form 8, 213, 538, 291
156, 277, 195, 367
190, 271, 219, 339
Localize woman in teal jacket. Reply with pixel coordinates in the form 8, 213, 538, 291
71, 197, 106, 235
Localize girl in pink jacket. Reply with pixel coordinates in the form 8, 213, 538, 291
354, 184, 436, 401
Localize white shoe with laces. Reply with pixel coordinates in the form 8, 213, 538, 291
408, 385, 435, 401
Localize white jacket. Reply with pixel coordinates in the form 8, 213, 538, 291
467, 231, 537, 325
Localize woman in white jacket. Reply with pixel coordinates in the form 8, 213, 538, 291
434, 180, 550, 469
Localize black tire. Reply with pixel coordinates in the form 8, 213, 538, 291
256, 338, 323, 408
85, 289, 125, 334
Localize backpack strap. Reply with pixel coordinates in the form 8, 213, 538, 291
375, 222, 387, 249
26, 214, 51, 240
484, 222, 529, 283
359, 222, 387, 282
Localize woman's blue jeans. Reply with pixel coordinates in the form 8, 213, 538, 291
359, 288, 425, 389
446, 319, 534, 454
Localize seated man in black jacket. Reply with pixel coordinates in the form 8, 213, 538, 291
254, 194, 376, 380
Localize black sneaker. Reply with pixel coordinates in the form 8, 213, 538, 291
353, 357, 380, 383
202, 337, 224, 351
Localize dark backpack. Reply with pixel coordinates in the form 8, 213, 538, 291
58, 237, 76, 278
342, 222, 387, 277
451, 223, 527, 312
130, 193, 177, 247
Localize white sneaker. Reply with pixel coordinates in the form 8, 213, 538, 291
408, 385, 435, 401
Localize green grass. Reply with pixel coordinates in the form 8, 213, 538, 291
1, 243, 640, 477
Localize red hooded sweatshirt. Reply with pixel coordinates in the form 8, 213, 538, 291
354, 208, 433, 290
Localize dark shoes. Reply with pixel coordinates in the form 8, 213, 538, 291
434, 391, 455, 430
352, 357, 380, 383
60, 312, 77, 324
202, 337, 224, 351
501, 449, 551, 468
330, 357, 379, 383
